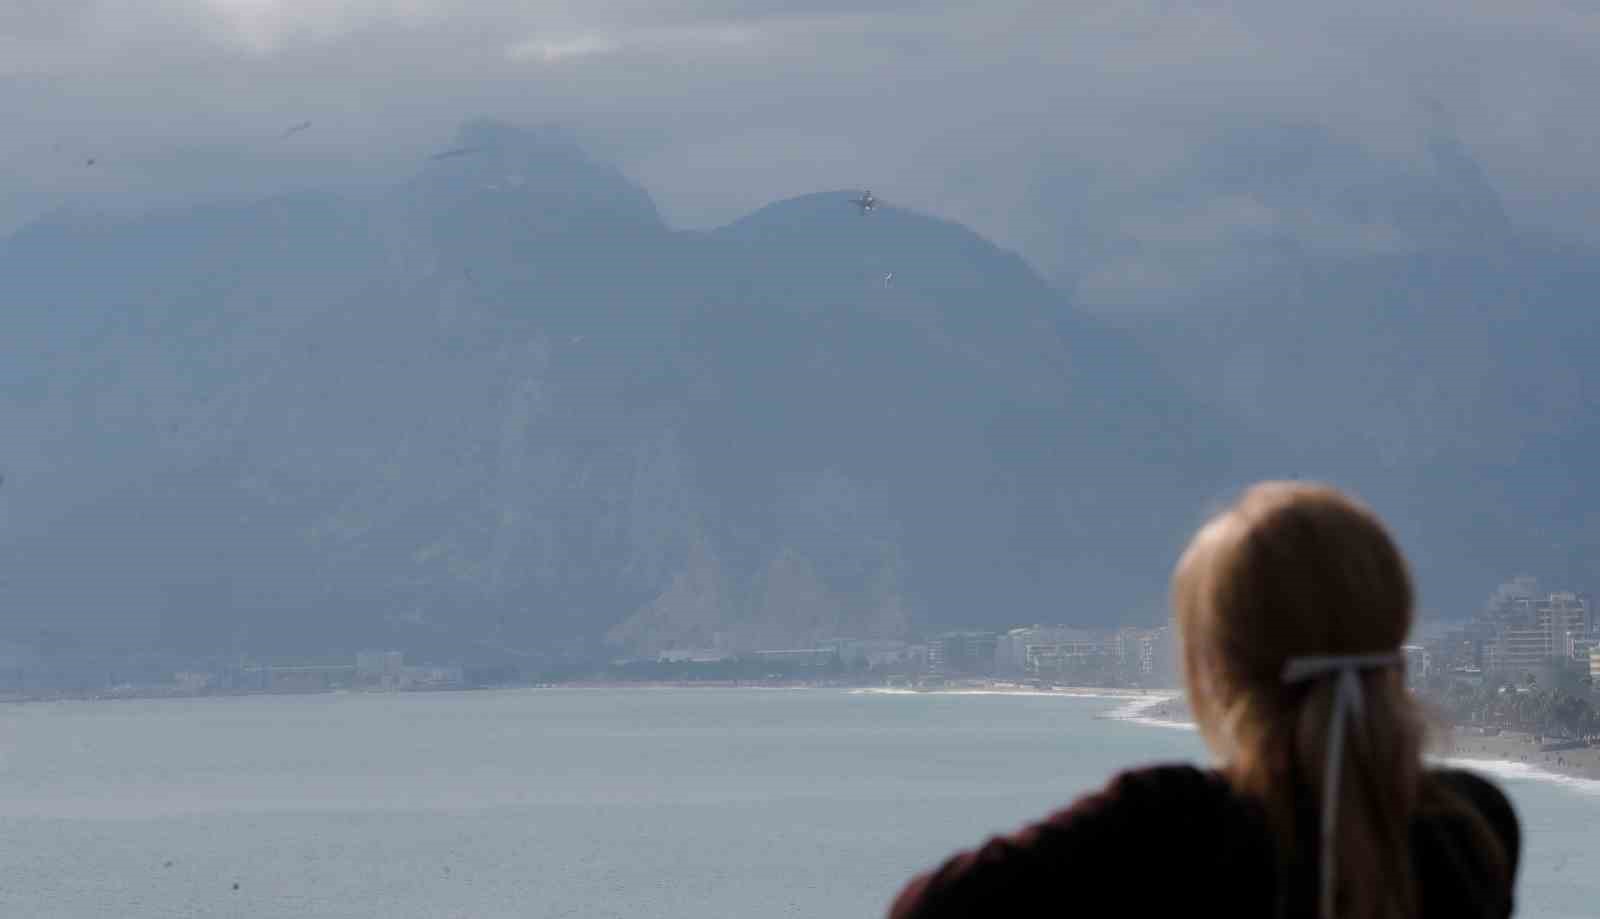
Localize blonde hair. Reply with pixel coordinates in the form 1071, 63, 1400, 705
1173, 482, 1422, 918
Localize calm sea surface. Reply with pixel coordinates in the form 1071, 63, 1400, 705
0, 688, 1593, 918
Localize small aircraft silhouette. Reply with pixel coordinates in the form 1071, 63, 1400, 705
429, 145, 487, 161
281, 120, 312, 139
882, 272, 894, 287
851, 190, 877, 215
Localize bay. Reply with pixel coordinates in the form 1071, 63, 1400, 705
0, 688, 1591, 917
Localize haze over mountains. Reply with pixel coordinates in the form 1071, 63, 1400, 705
1, 119, 1593, 665
1074, 121, 1600, 604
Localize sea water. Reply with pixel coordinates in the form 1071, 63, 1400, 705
0, 688, 1590, 917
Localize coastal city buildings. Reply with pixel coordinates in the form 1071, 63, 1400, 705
1424, 578, 1594, 687
1402, 645, 1431, 688
15, 576, 1597, 703
1482, 590, 1591, 676
614, 623, 1179, 687
356, 650, 405, 688
751, 649, 839, 669
988, 624, 1178, 687
819, 638, 916, 671
928, 632, 999, 676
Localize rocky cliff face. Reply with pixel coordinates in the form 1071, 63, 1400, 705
0, 121, 1256, 663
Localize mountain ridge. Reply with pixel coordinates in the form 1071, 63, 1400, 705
0, 121, 1273, 668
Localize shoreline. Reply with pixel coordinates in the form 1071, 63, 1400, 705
1109, 693, 1600, 790
852, 683, 1176, 700
1111, 694, 1194, 730
1434, 732, 1600, 786
16, 680, 1597, 790
0, 679, 1177, 706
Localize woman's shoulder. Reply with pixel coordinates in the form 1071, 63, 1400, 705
1096, 761, 1230, 802
1422, 767, 1521, 866
974, 760, 1235, 842
1426, 767, 1517, 825
886, 764, 1255, 919
1060, 762, 1240, 828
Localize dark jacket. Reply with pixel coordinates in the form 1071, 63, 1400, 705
889, 765, 1519, 919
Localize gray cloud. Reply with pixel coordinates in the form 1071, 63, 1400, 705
4, 0, 1600, 310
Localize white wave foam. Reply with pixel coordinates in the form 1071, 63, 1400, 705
858, 686, 1600, 787
847, 686, 1198, 731
1099, 694, 1195, 731
1104, 695, 1167, 716
849, 687, 1169, 701
1435, 756, 1600, 796
1122, 715, 1197, 732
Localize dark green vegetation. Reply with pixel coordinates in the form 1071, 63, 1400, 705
1427, 676, 1600, 741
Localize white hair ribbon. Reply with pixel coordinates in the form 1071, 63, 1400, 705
1280, 652, 1403, 919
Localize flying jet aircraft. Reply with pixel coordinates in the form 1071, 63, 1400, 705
429, 145, 487, 161
851, 190, 877, 215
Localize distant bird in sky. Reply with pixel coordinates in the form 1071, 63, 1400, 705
281, 120, 312, 138
84, 157, 97, 167
882, 272, 894, 287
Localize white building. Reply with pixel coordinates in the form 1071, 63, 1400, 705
1483, 591, 1593, 677
399, 665, 465, 689
657, 649, 730, 663
356, 650, 405, 687
994, 626, 1098, 677
1141, 627, 1181, 688
819, 638, 909, 670
174, 671, 213, 693
994, 629, 1031, 677
1402, 645, 1431, 688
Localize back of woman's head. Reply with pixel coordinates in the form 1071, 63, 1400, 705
1173, 482, 1422, 918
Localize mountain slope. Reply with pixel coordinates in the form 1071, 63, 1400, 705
1124, 238, 1600, 610
0, 121, 1258, 667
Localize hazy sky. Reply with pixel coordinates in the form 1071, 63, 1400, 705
5, 1, 1600, 304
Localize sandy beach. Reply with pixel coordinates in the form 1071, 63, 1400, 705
1436, 730, 1600, 781
1116, 694, 1600, 783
